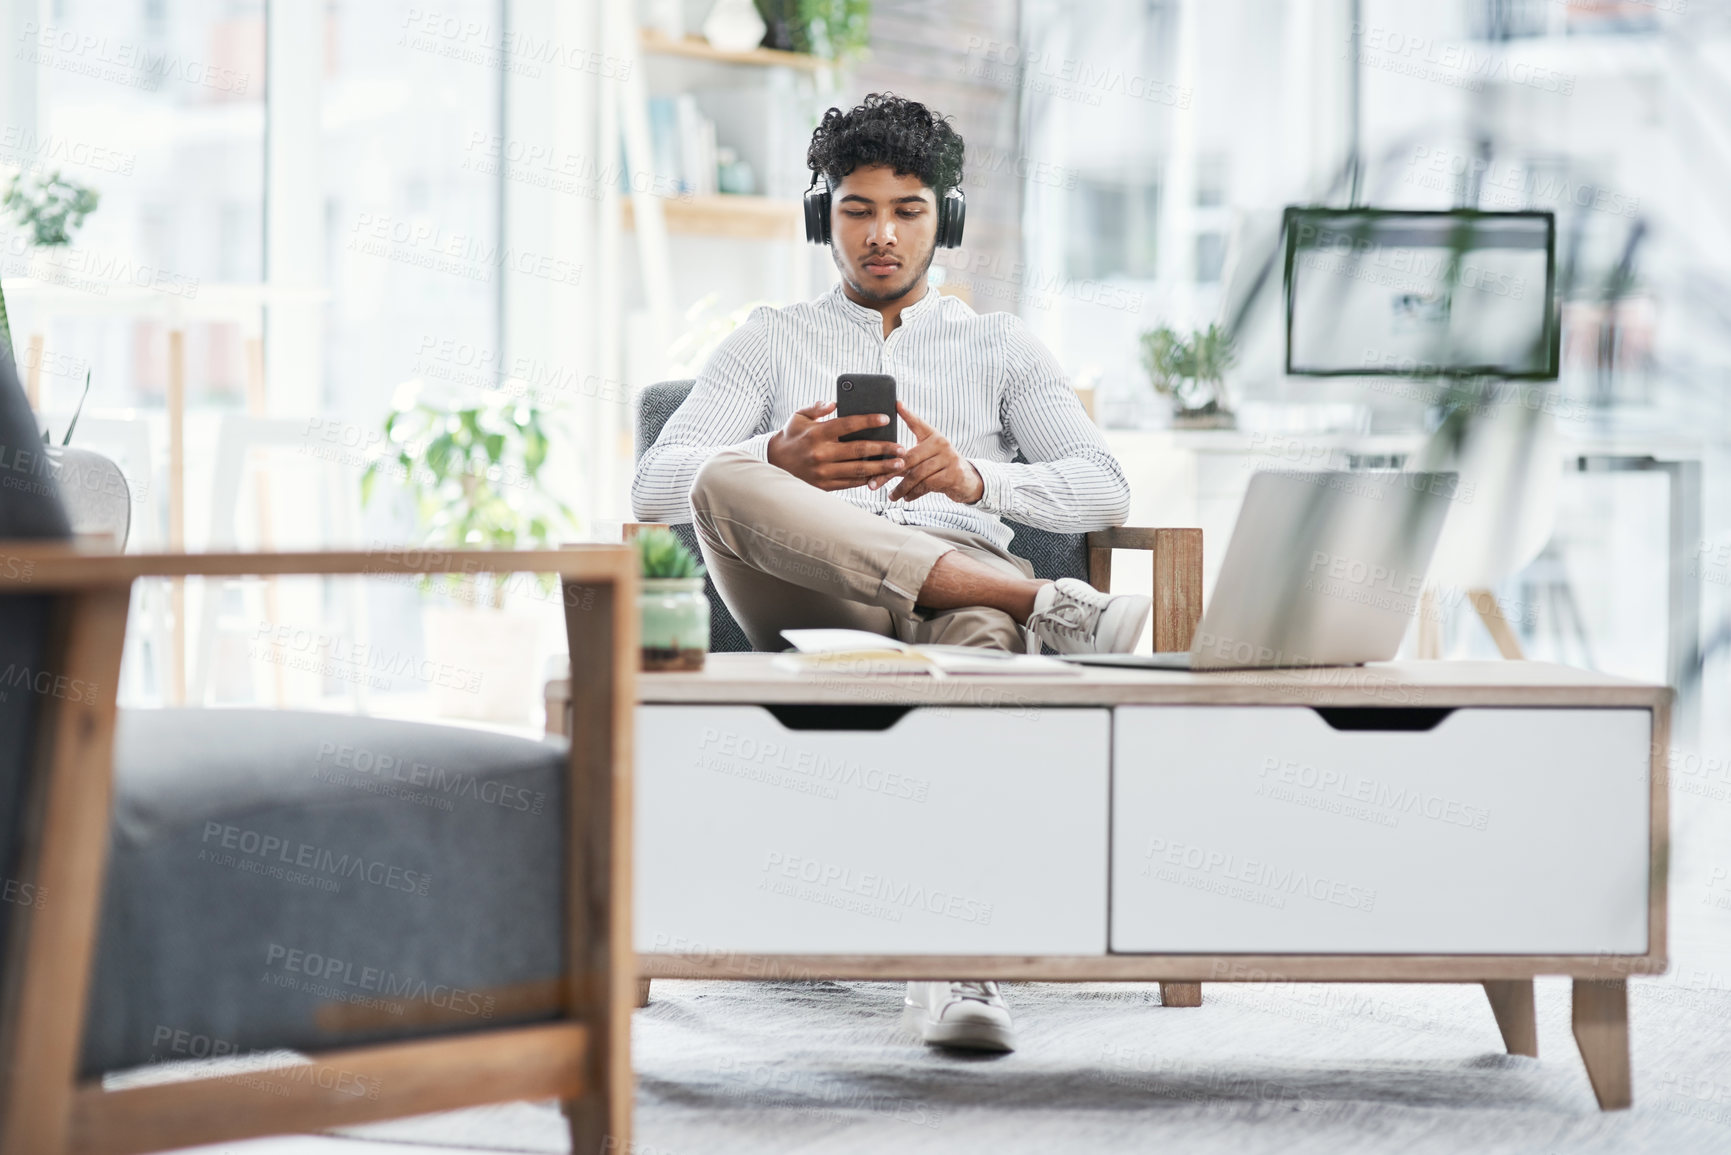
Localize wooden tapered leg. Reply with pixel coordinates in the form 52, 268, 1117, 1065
635, 979, 652, 1008
0, 586, 133, 1155
1572, 979, 1631, 1110
1482, 980, 1538, 1057
1417, 588, 1441, 658
1469, 588, 1525, 660
561, 572, 637, 1155
1161, 982, 1202, 1007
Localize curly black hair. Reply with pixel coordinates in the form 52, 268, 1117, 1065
806, 93, 965, 194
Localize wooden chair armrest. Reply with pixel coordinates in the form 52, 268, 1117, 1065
0, 544, 635, 589
1084, 527, 1203, 653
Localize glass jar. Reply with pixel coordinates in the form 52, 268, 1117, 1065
639, 578, 709, 671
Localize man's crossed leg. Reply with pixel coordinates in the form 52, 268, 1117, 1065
690, 448, 1147, 657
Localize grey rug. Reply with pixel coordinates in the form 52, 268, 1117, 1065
334, 965, 1731, 1155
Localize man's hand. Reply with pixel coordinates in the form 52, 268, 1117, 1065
766, 401, 907, 491
878, 403, 985, 505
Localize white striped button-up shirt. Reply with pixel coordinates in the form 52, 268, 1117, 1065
631, 282, 1131, 551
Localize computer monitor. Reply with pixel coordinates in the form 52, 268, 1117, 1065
1283, 208, 1559, 380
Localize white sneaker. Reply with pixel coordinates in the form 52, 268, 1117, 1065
1025, 578, 1152, 654
903, 981, 1016, 1052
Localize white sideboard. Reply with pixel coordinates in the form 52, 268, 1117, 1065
544, 654, 1671, 1109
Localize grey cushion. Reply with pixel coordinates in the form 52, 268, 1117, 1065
0, 349, 72, 983
81, 709, 567, 1076
635, 380, 1091, 654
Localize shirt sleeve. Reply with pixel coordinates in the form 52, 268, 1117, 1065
966, 320, 1131, 532
630, 312, 777, 523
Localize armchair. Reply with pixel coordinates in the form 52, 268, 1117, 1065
0, 359, 638, 1153
629, 380, 1205, 656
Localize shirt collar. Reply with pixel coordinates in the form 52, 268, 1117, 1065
826, 279, 941, 335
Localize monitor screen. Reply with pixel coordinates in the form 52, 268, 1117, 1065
1283, 208, 1558, 379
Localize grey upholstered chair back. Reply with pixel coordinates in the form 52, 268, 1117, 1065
635, 379, 1090, 653
0, 352, 74, 963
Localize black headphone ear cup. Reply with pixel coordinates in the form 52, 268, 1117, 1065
803, 178, 831, 245
939, 188, 966, 248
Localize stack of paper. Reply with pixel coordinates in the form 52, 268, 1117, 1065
771, 629, 1081, 678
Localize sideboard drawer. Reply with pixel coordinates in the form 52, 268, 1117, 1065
637, 704, 1110, 955
1111, 706, 1653, 954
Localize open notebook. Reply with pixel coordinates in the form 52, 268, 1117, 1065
770, 629, 1081, 678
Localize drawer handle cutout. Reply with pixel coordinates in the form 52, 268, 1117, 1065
763, 705, 912, 732
1313, 707, 1455, 732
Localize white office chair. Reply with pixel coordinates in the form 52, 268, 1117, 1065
1409, 390, 1562, 658
190, 414, 372, 709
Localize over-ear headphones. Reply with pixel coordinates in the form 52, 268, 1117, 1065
803, 175, 966, 249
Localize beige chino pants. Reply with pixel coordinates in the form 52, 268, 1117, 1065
688, 448, 1034, 652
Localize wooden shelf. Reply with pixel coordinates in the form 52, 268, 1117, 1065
638, 28, 828, 72
621, 194, 804, 240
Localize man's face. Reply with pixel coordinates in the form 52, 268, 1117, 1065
829, 164, 938, 305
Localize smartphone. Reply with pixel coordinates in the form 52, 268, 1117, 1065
836, 373, 897, 461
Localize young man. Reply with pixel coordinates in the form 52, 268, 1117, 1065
632, 94, 1149, 1053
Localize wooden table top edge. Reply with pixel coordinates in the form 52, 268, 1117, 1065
558, 655, 1671, 709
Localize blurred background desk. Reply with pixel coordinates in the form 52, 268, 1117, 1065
7, 278, 329, 702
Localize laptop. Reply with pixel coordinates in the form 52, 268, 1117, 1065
1062, 469, 1458, 671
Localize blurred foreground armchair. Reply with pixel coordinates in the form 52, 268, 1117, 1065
0, 358, 638, 1154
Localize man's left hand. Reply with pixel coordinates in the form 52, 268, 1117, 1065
874, 402, 984, 505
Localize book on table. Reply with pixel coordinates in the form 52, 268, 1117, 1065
771, 629, 1082, 677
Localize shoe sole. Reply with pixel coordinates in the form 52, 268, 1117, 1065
902, 1002, 1017, 1053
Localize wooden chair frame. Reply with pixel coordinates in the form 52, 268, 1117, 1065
0, 546, 637, 1155
586, 524, 1208, 1010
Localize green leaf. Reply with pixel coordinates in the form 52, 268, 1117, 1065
61, 369, 92, 446
0, 271, 14, 364
425, 432, 458, 477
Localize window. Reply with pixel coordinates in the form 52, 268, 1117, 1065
1067, 179, 1160, 281
6, 0, 266, 411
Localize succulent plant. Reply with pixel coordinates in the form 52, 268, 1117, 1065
636, 527, 707, 580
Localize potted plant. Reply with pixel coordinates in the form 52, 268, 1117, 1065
362, 383, 575, 721
754, 0, 871, 59
2, 170, 100, 284
634, 527, 709, 671
1139, 322, 1238, 429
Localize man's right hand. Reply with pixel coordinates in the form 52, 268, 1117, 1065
766, 401, 907, 491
